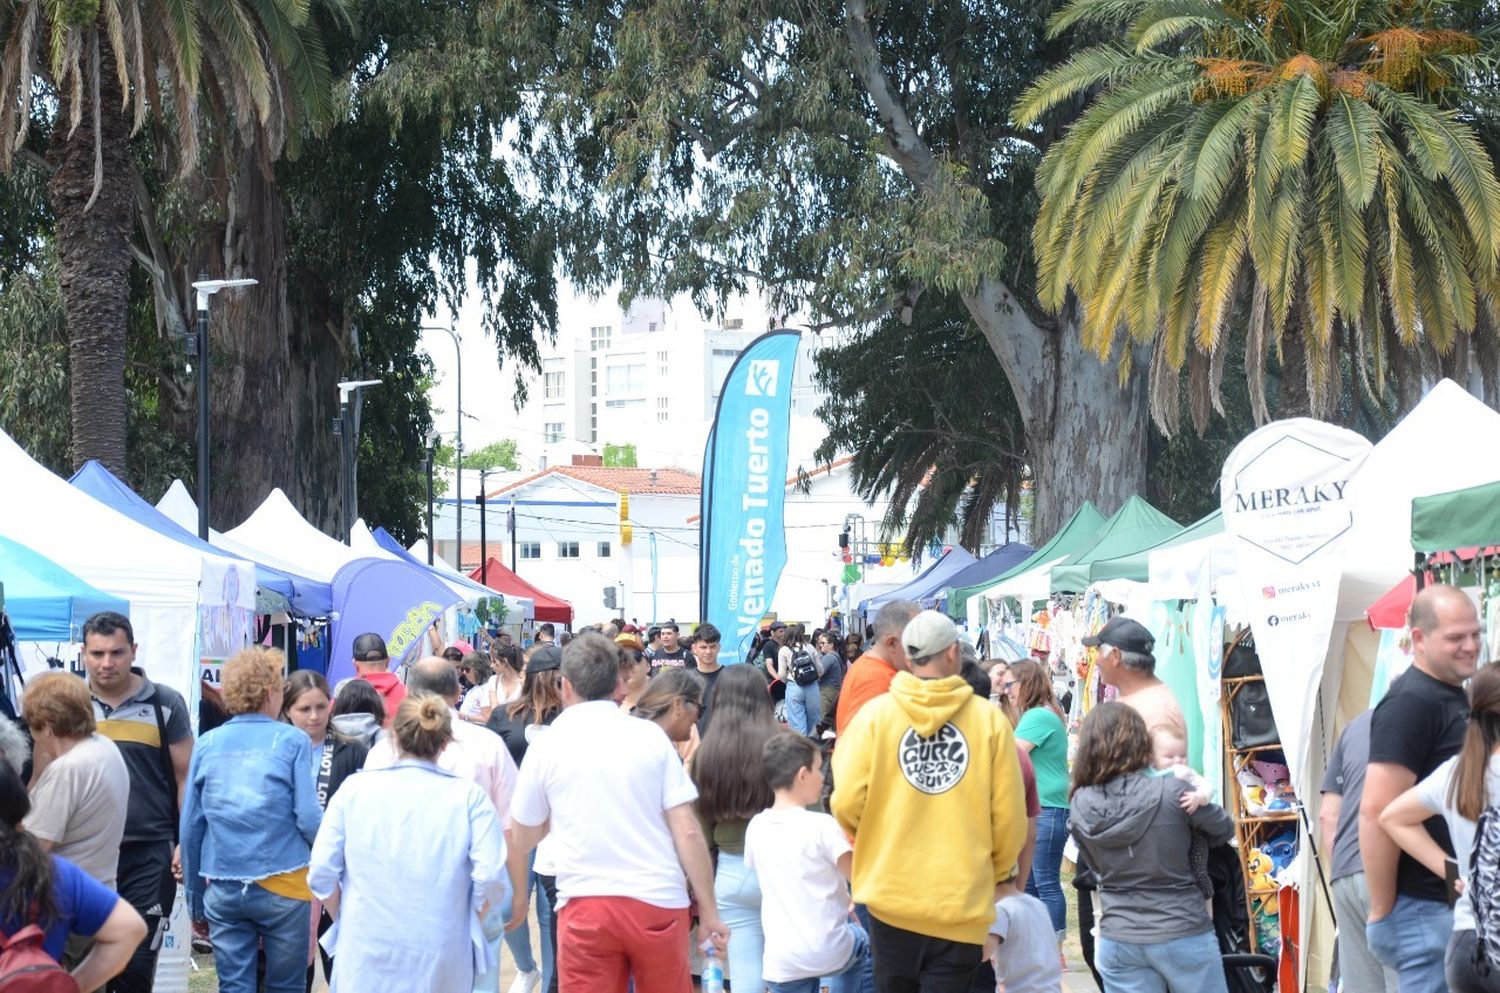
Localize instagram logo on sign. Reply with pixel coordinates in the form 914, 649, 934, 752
1262, 586, 1276, 599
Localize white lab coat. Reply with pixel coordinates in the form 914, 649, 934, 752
308, 760, 510, 992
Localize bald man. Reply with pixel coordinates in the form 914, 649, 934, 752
1359, 584, 1480, 993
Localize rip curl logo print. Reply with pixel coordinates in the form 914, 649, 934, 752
898, 723, 969, 794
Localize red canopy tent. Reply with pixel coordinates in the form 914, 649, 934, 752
468, 557, 574, 626
1366, 547, 1499, 629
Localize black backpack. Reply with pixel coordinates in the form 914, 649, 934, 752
789, 648, 820, 686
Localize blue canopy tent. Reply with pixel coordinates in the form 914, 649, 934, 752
0, 534, 128, 641
932, 542, 1034, 613
69, 461, 332, 615
859, 547, 979, 616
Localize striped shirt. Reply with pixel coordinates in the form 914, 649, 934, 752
90, 668, 192, 843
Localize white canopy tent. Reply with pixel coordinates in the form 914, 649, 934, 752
1132, 380, 1500, 990
0, 432, 255, 699
222, 489, 381, 584
349, 521, 534, 620
157, 480, 337, 592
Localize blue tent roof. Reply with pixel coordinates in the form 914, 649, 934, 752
368, 526, 499, 601
69, 461, 332, 615
859, 547, 980, 615
932, 542, 1035, 611
0, 534, 129, 641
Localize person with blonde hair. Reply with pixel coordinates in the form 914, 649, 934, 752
309, 695, 510, 992
180, 647, 322, 993
22, 672, 130, 889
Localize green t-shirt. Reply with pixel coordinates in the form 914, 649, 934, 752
1014, 706, 1069, 808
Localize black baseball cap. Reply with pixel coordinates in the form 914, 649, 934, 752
352, 633, 388, 662
1082, 616, 1155, 655
526, 644, 563, 673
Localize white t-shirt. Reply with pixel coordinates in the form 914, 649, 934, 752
459, 675, 520, 719
990, 892, 1063, 993
744, 807, 854, 982
1414, 752, 1500, 931
24, 734, 130, 887
511, 700, 697, 909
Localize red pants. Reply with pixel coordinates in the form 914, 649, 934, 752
557, 896, 691, 992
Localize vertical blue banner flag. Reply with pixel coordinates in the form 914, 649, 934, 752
700, 329, 801, 663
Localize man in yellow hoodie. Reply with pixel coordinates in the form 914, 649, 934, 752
832, 610, 1027, 992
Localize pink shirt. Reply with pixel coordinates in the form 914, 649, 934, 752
365, 708, 519, 827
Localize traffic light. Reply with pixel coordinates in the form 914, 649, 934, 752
838, 529, 849, 549
603, 586, 618, 610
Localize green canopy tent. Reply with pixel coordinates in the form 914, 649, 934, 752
1411, 479, 1500, 552
1088, 509, 1224, 584
946, 501, 1105, 622
1049, 496, 1182, 592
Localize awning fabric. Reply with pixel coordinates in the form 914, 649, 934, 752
468, 558, 573, 625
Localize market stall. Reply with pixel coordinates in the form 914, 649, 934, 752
469, 557, 573, 626
932, 541, 1033, 613
0, 535, 128, 641
949, 502, 1104, 624
0, 429, 256, 702
858, 546, 977, 616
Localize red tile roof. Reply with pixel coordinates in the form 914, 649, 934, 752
485, 465, 701, 499
685, 456, 852, 523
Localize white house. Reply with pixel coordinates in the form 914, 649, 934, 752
435, 456, 702, 625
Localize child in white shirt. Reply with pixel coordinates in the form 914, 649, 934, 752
985, 880, 1063, 993
744, 732, 870, 993
1151, 727, 1216, 906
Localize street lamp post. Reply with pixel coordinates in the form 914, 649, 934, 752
188, 274, 258, 539
421, 429, 438, 564
334, 379, 382, 541
476, 467, 493, 582
421, 326, 462, 567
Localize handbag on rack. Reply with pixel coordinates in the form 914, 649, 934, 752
1224, 628, 1263, 678
1232, 681, 1280, 749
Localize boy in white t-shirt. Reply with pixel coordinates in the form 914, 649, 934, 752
745, 732, 870, 993
984, 879, 1063, 993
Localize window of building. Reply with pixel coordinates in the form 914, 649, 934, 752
597, 541, 611, 558
557, 541, 580, 559
519, 542, 541, 560
543, 371, 565, 399
604, 398, 646, 409
648, 321, 658, 332
657, 411, 669, 423
657, 397, 669, 410
590, 325, 612, 351
725, 317, 744, 330
605, 358, 646, 395
543, 422, 564, 443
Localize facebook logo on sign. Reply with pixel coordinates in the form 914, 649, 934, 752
745, 360, 780, 397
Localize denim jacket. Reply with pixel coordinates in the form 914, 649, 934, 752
182, 714, 322, 918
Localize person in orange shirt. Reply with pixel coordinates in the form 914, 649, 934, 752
834, 600, 920, 736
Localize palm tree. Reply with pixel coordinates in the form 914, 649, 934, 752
0, 0, 343, 473
1015, 0, 1500, 427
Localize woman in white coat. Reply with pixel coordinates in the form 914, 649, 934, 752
308, 695, 510, 992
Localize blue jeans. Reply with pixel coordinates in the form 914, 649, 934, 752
852, 904, 877, 993
202, 879, 311, 993
1097, 929, 1227, 993
785, 681, 821, 736
716, 852, 764, 993
534, 860, 555, 992
1367, 894, 1452, 993
1026, 806, 1068, 934
765, 922, 870, 993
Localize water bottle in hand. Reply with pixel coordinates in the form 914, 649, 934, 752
701, 942, 724, 993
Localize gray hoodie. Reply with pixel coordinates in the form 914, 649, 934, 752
330, 713, 382, 749
1070, 772, 1233, 942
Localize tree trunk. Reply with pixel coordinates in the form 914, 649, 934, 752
965, 279, 1149, 537
52, 33, 135, 474
203, 149, 344, 532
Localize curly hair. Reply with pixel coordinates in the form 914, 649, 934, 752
21, 672, 95, 739
1071, 702, 1151, 798
221, 647, 286, 715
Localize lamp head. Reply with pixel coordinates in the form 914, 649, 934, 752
192, 277, 258, 310
337, 379, 383, 403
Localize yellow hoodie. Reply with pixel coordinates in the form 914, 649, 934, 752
831, 670, 1027, 945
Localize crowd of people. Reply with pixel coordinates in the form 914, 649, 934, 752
3, 582, 1499, 992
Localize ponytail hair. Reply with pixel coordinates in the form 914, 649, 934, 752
0, 762, 57, 928
1449, 665, 1500, 820
392, 696, 454, 761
